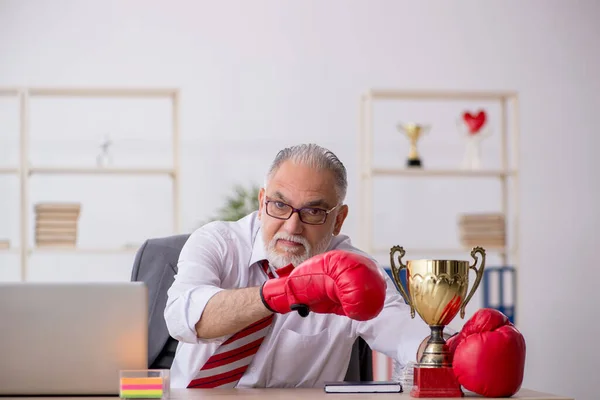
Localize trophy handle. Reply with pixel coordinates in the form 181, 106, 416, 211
460, 246, 486, 318
389, 245, 415, 318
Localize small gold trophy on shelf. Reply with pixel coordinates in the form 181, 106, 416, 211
389, 245, 486, 398
397, 123, 430, 168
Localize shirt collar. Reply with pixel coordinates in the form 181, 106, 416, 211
249, 224, 267, 268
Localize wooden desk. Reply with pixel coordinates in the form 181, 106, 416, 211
168, 388, 572, 400
0, 387, 573, 400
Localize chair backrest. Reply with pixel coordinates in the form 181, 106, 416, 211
130, 234, 190, 369
131, 234, 372, 381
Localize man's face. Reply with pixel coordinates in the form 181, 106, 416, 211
258, 160, 348, 269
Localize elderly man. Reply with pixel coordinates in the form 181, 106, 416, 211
164, 143, 525, 396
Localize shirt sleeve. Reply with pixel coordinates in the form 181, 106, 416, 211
330, 236, 431, 368
164, 222, 230, 345
355, 274, 431, 369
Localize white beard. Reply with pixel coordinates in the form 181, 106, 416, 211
265, 230, 333, 269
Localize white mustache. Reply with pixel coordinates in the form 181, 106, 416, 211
271, 233, 309, 249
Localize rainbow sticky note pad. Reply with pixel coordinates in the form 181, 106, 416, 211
120, 377, 163, 398
119, 370, 170, 399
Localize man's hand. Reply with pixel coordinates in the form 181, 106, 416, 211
446, 308, 526, 397
259, 250, 387, 321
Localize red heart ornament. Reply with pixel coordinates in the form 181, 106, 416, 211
463, 110, 487, 134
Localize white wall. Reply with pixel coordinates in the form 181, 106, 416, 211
1, 1, 599, 399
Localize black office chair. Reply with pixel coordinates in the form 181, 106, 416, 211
131, 234, 373, 381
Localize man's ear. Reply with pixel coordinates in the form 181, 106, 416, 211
258, 188, 265, 219
333, 204, 349, 236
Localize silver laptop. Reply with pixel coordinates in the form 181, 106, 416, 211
0, 282, 148, 396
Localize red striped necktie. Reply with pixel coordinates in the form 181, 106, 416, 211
187, 260, 275, 388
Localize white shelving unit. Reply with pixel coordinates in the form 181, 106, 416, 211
358, 88, 520, 380
0, 88, 22, 266
0, 87, 181, 281
358, 88, 519, 261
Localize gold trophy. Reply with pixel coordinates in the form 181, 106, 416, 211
389, 246, 486, 398
397, 123, 430, 168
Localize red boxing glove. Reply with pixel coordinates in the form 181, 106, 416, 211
446, 308, 526, 397
259, 249, 386, 321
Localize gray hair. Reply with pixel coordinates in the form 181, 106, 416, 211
265, 143, 348, 203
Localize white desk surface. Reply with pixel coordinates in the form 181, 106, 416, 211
0, 387, 574, 400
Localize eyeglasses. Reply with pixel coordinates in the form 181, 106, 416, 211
264, 199, 338, 225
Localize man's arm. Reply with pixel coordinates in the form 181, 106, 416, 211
165, 224, 254, 344
194, 287, 272, 339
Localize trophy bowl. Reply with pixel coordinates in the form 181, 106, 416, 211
389, 246, 486, 397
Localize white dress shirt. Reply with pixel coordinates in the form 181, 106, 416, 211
164, 211, 430, 388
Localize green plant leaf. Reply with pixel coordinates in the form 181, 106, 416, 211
199, 183, 261, 226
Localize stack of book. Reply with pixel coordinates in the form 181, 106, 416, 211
34, 203, 81, 247
458, 213, 505, 248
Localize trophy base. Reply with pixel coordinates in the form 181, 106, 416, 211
410, 366, 463, 398
406, 158, 422, 168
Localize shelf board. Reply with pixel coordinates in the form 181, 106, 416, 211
0, 247, 20, 254
0, 88, 20, 96
28, 246, 140, 254
29, 166, 175, 176
366, 89, 517, 101
28, 87, 178, 97
366, 168, 516, 178
0, 167, 19, 174
371, 246, 510, 256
